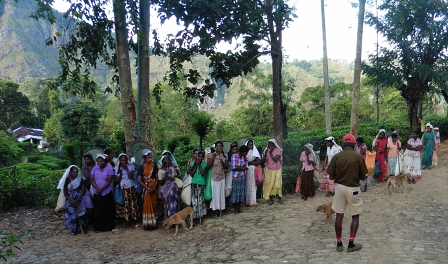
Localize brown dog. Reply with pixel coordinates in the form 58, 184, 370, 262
163, 206, 194, 236
386, 173, 411, 195
316, 202, 335, 225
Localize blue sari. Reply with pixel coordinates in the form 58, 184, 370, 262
64, 176, 86, 234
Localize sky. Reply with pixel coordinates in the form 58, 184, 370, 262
52, 0, 381, 62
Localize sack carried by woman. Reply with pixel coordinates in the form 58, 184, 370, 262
181, 172, 192, 206
113, 184, 124, 205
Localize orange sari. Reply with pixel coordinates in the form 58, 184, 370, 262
142, 162, 158, 230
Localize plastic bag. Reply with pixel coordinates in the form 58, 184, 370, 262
365, 151, 376, 176
113, 185, 124, 205
255, 165, 264, 185
204, 170, 212, 201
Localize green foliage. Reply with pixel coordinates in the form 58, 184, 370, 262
0, 156, 66, 210
167, 136, 190, 153
43, 109, 64, 148
0, 79, 32, 128
0, 231, 26, 261
0, 137, 24, 167
191, 111, 214, 150
61, 101, 101, 142
62, 140, 91, 167
363, 0, 448, 130
282, 166, 298, 195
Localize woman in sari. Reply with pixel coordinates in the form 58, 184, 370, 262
262, 139, 283, 205
188, 151, 208, 219
244, 139, 260, 207
91, 154, 115, 232
421, 124, 435, 170
137, 149, 159, 230
61, 165, 86, 235
373, 129, 388, 182
319, 136, 341, 196
158, 155, 180, 220
225, 143, 238, 198
208, 141, 229, 218
406, 131, 422, 182
299, 144, 317, 201
115, 153, 139, 223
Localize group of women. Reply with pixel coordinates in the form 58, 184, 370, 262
59, 139, 284, 235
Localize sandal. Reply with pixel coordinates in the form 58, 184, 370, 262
347, 243, 362, 252
268, 201, 273, 206
325, 193, 334, 197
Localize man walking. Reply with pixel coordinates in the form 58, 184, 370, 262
328, 134, 367, 252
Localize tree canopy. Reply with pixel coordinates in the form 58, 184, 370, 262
363, 0, 448, 131
0, 79, 32, 128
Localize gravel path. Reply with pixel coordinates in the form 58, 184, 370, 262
2, 145, 448, 263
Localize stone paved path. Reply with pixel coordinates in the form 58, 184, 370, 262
2, 146, 448, 263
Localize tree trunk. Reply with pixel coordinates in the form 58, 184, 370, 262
113, 0, 136, 153
321, 0, 331, 135
350, 0, 366, 138
407, 98, 420, 132
137, 0, 151, 143
266, 0, 284, 147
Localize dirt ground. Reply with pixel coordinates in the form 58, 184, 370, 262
1, 145, 448, 264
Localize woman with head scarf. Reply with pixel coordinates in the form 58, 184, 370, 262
225, 142, 238, 198
406, 131, 422, 182
137, 149, 159, 230
208, 141, 229, 218
373, 129, 388, 182
60, 165, 87, 235
91, 154, 115, 232
158, 155, 180, 220
115, 153, 139, 223
319, 136, 341, 196
299, 144, 317, 201
421, 124, 435, 170
262, 139, 283, 205
244, 139, 260, 207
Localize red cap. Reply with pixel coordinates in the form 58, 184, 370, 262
343, 133, 356, 143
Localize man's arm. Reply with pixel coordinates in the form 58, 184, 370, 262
358, 156, 368, 181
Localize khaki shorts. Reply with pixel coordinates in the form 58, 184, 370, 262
331, 184, 363, 216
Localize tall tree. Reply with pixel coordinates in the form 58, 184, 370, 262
33, 0, 146, 152
363, 0, 448, 131
0, 79, 32, 128
350, 0, 366, 137
152, 0, 296, 147
321, 0, 331, 135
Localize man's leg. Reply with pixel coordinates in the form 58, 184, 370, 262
347, 214, 362, 252
335, 213, 344, 251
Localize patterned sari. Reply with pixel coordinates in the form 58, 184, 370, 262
160, 167, 178, 220
142, 162, 158, 230
64, 176, 86, 234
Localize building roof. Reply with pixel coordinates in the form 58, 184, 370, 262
12, 124, 43, 142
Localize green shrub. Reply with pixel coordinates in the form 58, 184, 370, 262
0, 137, 24, 167
282, 166, 298, 195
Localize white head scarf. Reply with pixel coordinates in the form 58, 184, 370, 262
157, 150, 178, 168
117, 153, 132, 166
245, 139, 261, 158
304, 143, 320, 170
96, 153, 107, 160
57, 165, 79, 190
326, 136, 342, 152
264, 139, 282, 161
373, 129, 386, 147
